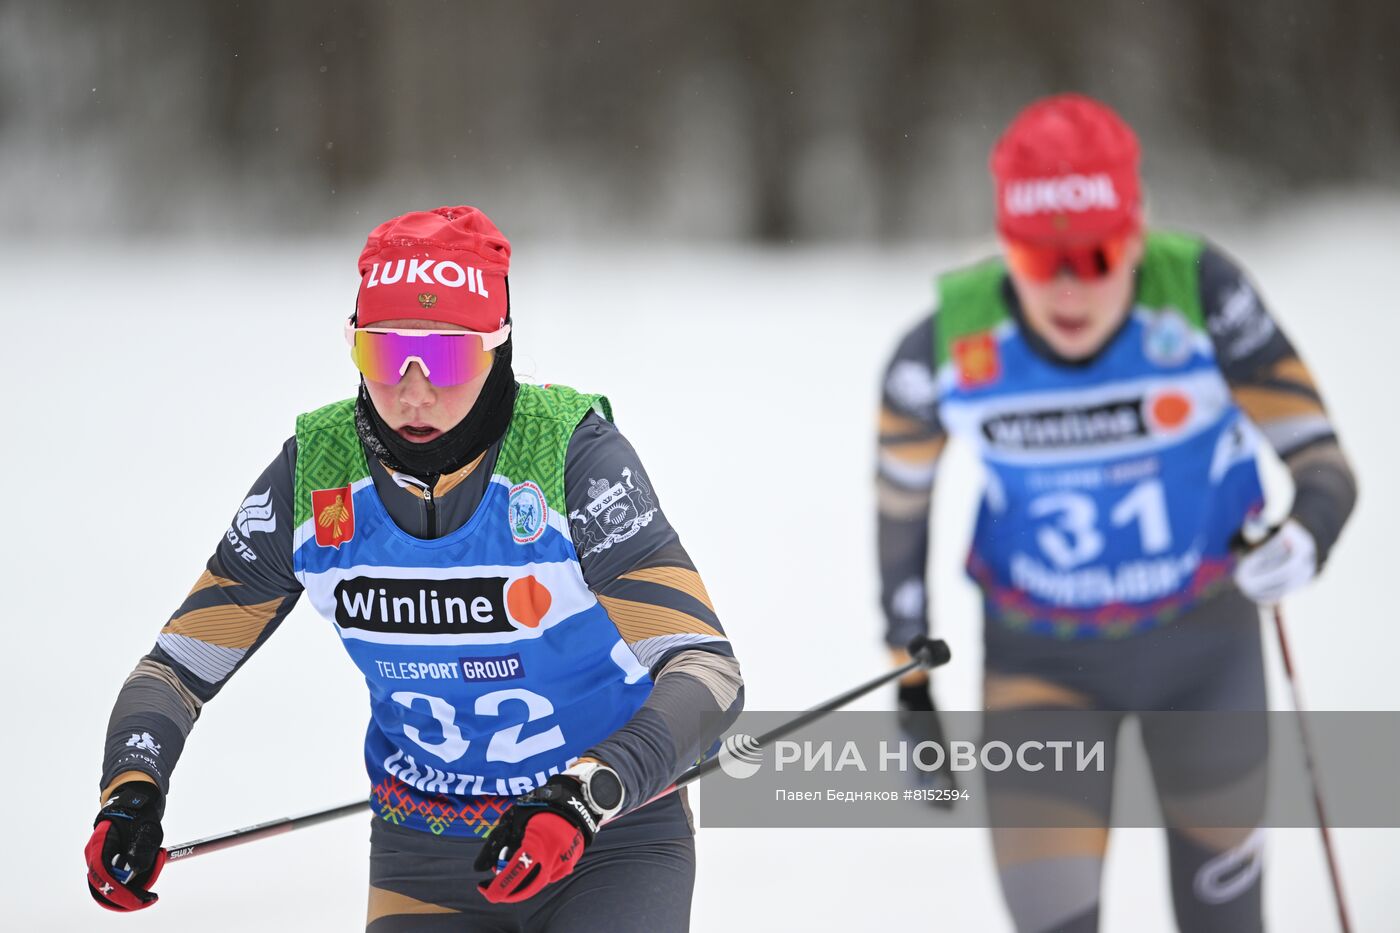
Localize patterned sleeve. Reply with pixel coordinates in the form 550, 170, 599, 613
99, 438, 304, 795
877, 313, 948, 648
1199, 243, 1358, 563
566, 413, 744, 812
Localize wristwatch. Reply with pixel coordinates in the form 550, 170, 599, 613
564, 760, 626, 820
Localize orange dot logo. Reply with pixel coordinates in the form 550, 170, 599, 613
1150, 391, 1192, 431
506, 575, 552, 628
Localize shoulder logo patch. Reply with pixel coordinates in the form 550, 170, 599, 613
885, 360, 938, 411
952, 331, 1001, 389
508, 481, 548, 544
313, 485, 356, 548
235, 488, 278, 537
568, 466, 658, 557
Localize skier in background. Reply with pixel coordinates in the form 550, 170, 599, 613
87, 206, 743, 931
876, 94, 1356, 932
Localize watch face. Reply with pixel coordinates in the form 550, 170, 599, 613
589, 768, 624, 812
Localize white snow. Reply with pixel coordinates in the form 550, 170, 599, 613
2, 195, 1396, 930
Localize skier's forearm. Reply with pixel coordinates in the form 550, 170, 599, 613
561, 412, 745, 808
1285, 440, 1357, 566
584, 649, 744, 813
875, 313, 947, 650
98, 567, 297, 796
1196, 242, 1357, 563
100, 659, 201, 795
876, 399, 943, 651
877, 470, 937, 648
97, 440, 303, 798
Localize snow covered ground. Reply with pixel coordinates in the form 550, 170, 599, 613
3, 195, 1397, 930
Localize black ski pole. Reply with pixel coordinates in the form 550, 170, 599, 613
1272, 605, 1352, 933
167, 635, 952, 864
164, 799, 370, 862
648, 633, 951, 793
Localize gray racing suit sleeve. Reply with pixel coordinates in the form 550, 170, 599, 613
1199, 244, 1358, 564
876, 314, 948, 649
99, 438, 303, 795
568, 413, 745, 813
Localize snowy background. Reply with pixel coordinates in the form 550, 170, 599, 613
3, 197, 1398, 930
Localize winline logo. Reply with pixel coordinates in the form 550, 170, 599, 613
983, 399, 1144, 449
333, 575, 552, 634
982, 392, 1194, 450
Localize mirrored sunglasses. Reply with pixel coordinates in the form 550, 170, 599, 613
1004, 235, 1132, 283
345, 323, 511, 387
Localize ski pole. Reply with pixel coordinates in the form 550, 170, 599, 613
1272, 605, 1352, 933
167, 635, 952, 863
164, 799, 370, 862
632, 632, 951, 806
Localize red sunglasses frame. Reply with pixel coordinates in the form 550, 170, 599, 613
1003, 234, 1134, 283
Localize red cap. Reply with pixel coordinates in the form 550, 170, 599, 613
356, 205, 511, 330
990, 94, 1141, 244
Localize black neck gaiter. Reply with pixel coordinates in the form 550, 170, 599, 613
354, 342, 518, 480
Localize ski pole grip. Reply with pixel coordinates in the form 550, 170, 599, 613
907, 635, 952, 670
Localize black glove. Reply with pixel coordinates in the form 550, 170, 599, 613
473, 775, 601, 903
897, 681, 959, 808
85, 780, 168, 911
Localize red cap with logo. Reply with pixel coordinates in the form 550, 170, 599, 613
990, 94, 1142, 244
356, 205, 511, 331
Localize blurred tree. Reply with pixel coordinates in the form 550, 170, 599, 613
0, 0, 1396, 239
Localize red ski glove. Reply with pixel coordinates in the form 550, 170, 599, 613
474, 775, 603, 904
85, 781, 168, 912
477, 810, 585, 904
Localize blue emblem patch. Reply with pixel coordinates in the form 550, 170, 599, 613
508, 481, 547, 544
1143, 308, 1194, 368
